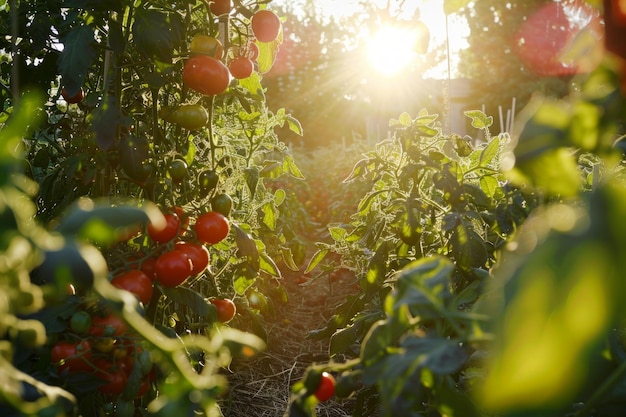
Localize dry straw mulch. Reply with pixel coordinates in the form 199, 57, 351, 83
221, 270, 361, 417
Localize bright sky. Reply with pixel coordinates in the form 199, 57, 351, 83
272, 0, 469, 78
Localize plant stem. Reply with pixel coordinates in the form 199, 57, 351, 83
573, 360, 626, 417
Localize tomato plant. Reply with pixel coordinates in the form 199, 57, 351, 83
183, 55, 231, 96
154, 250, 193, 287
210, 298, 236, 323
314, 372, 335, 402
111, 269, 154, 305
251, 9, 281, 43
229, 56, 254, 79
147, 212, 181, 244
194, 211, 230, 244
2, 1, 295, 416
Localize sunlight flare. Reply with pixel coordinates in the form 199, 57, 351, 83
364, 25, 422, 77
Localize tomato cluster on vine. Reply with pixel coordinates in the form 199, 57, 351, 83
178, 8, 281, 99
50, 306, 154, 399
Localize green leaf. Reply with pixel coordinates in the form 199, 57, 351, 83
283, 155, 304, 179
261, 201, 278, 231
365, 242, 389, 286
259, 251, 281, 278
280, 247, 299, 272
360, 319, 394, 365
450, 222, 488, 268
330, 321, 362, 356
286, 114, 303, 136
58, 25, 97, 96
343, 158, 370, 183
304, 248, 329, 274
132, 9, 182, 62
464, 110, 493, 130
259, 161, 283, 178
233, 262, 258, 295
401, 335, 467, 375
390, 112, 412, 127
414, 113, 439, 126
244, 167, 260, 200
256, 38, 281, 74
389, 256, 454, 320
234, 225, 260, 271
54, 198, 162, 245
509, 148, 581, 197
328, 227, 347, 242
238, 71, 264, 96
91, 96, 121, 151
161, 287, 216, 322
273, 188, 286, 206
478, 136, 500, 168
479, 175, 499, 199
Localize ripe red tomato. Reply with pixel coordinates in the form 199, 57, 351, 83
251, 10, 281, 43
93, 359, 128, 396
229, 56, 254, 79
154, 250, 193, 287
314, 372, 336, 401
147, 212, 180, 244
174, 241, 210, 275
189, 35, 224, 59
194, 211, 230, 244
61, 87, 84, 104
210, 298, 236, 323
51, 340, 92, 373
90, 313, 127, 337
209, 0, 232, 16
140, 257, 157, 280
183, 55, 231, 96
111, 270, 154, 306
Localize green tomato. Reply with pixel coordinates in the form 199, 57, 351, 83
167, 159, 188, 183
211, 193, 233, 217
198, 169, 219, 196
70, 311, 92, 335
159, 104, 209, 130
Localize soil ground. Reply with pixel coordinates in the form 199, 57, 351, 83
221, 265, 361, 417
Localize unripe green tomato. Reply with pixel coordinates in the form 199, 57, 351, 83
167, 159, 189, 183
159, 104, 209, 130
211, 193, 233, 217
70, 311, 92, 335
190, 35, 225, 59
198, 169, 219, 195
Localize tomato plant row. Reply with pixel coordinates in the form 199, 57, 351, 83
0, 0, 302, 416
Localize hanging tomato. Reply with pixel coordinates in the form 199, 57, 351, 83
512, 1, 603, 77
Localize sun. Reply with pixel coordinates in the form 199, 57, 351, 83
364, 25, 424, 77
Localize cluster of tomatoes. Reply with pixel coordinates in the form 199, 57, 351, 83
182, 2, 282, 98
50, 307, 154, 398
48, 205, 238, 402
118, 205, 237, 322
